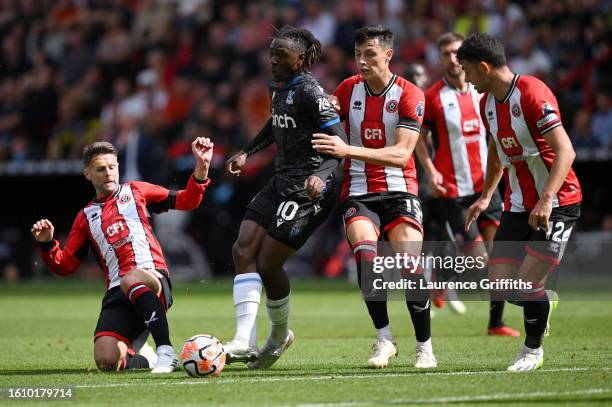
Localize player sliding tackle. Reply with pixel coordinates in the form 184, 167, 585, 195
458, 34, 581, 371
223, 26, 348, 368
32, 138, 213, 373
312, 24, 437, 369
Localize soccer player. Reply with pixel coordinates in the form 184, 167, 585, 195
415, 32, 520, 336
312, 24, 437, 369
458, 33, 581, 371
31, 138, 213, 373
223, 27, 348, 368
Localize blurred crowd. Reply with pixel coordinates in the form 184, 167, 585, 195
0, 0, 610, 277
0, 0, 610, 165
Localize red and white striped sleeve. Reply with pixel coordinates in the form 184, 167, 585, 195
522, 80, 562, 136
133, 176, 210, 213
39, 212, 89, 276
397, 81, 425, 133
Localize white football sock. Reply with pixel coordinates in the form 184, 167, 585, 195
233, 273, 262, 347
416, 338, 432, 350
266, 293, 291, 343
376, 324, 393, 341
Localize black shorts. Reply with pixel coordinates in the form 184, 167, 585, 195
342, 192, 424, 238
430, 190, 503, 243
244, 175, 336, 250
490, 204, 580, 265
94, 270, 172, 347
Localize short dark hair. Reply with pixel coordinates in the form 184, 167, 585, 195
353, 24, 394, 49
436, 32, 465, 50
83, 141, 117, 166
456, 33, 507, 68
275, 26, 322, 68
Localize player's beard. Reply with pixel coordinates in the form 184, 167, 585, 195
446, 65, 463, 79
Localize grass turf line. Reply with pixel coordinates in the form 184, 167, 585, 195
0, 280, 611, 406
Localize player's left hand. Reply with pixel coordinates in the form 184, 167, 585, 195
311, 134, 349, 158
529, 198, 552, 232
304, 175, 324, 200
192, 137, 214, 180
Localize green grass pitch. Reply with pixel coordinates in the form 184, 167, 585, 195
1, 280, 611, 406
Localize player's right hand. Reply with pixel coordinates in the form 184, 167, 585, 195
226, 151, 247, 176
428, 169, 447, 198
465, 197, 489, 231
31, 219, 54, 242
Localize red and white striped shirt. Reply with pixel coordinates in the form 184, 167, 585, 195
480, 75, 581, 212
40, 176, 209, 289
423, 79, 488, 198
334, 74, 424, 200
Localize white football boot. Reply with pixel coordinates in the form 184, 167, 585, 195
151, 345, 178, 374
414, 342, 437, 368
248, 330, 294, 369
507, 344, 544, 372
138, 342, 158, 367
367, 338, 398, 368
224, 339, 259, 364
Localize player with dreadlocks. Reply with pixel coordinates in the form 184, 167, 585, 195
223, 26, 348, 369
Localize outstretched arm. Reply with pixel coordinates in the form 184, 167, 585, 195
244, 119, 274, 157
227, 119, 274, 176
144, 137, 213, 212
32, 217, 88, 276
192, 136, 213, 181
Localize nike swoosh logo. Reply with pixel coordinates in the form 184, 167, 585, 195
145, 311, 159, 327
412, 300, 430, 312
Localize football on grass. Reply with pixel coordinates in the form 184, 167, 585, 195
179, 334, 226, 377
